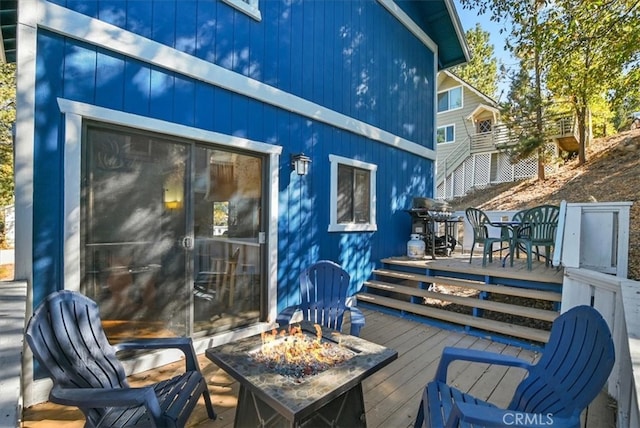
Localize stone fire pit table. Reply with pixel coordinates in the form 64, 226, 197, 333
205, 322, 398, 427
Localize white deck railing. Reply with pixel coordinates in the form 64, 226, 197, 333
562, 267, 640, 428
455, 202, 638, 427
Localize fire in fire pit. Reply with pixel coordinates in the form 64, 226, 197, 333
249, 324, 356, 380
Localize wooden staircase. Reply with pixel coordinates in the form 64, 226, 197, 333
357, 258, 562, 345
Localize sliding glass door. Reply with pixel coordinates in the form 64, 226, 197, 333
82, 123, 264, 340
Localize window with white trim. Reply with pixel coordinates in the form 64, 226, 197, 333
221, 0, 262, 21
437, 86, 462, 113
437, 124, 455, 144
329, 155, 377, 232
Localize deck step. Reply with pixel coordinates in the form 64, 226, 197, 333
364, 280, 559, 322
372, 269, 562, 302
356, 292, 551, 343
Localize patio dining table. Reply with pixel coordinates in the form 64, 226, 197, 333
488, 220, 524, 267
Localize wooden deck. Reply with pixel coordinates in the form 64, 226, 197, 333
389, 251, 564, 286
22, 308, 614, 428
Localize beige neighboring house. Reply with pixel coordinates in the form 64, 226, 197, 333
435, 70, 567, 200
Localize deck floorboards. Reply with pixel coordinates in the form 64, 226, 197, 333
22, 308, 614, 428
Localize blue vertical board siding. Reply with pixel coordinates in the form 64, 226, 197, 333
300, 0, 314, 101
152, 1, 176, 48
62, 42, 96, 104
49, 0, 436, 145
195, 0, 217, 62
176, 1, 198, 55
230, 95, 249, 138
126, 1, 153, 39
32, 0, 441, 314
248, 11, 265, 81
97, 1, 127, 27
95, 50, 125, 110
277, 2, 292, 93
123, 59, 150, 116
64, 0, 98, 18
173, 75, 196, 127
34, 33, 66, 305
194, 82, 215, 131
212, 87, 232, 135
262, 0, 280, 87
149, 69, 175, 122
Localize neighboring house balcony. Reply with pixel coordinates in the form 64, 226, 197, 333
437, 115, 578, 200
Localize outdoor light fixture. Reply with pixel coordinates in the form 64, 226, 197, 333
291, 153, 311, 176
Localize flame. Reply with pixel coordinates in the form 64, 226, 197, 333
253, 324, 352, 378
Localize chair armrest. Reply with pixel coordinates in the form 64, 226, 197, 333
50, 385, 162, 421
447, 402, 577, 428
276, 306, 300, 327
345, 306, 365, 336
113, 337, 200, 372
435, 346, 533, 382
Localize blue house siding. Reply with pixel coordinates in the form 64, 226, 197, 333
48, 0, 436, 148
29, 2, 439, 311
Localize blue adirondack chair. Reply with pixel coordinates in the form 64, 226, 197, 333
276, 260, 365, 336
25, 290, 216, 427
414, 305, 615, 428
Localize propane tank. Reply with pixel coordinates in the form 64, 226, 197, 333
407, 234, 425, 258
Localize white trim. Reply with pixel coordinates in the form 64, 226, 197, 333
17, 0, 38, 409
328, 155, 377, 233
50, 98, 283, 401
466, 104, 501, 122
37, 0, 435, 161
62, 112, 82, 293
441, 70, 497, 105
437, 85, 463, 113
437, 124, 456, 144
57, 99, 282, 155
220, 0, 262, 21
376, 0, 438, 52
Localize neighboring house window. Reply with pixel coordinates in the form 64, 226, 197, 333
478, 119, 492, 134
329, 155, 377, 232
221, 0, 262, 21
437, 87, 462, 113
437, 125, 455, 144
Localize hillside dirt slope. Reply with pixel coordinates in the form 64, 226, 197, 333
448, 128, 640, 281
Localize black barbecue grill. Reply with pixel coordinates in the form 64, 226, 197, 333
406, 198, 461, 258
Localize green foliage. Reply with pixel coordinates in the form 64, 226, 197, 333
450, 24, 499, 99
460, 0, 640, 166
0, 63, 15, 207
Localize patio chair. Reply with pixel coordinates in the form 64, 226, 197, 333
510, 204, 560, 270
276, 260, 365, 336
465, 207, 512, 266
25, 290, 216, 427
414, 305, 615, 428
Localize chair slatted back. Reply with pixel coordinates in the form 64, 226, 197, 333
299, 260, 350, 331
465, 207, 491, 241
26, 290, 129, 392
509, 305, 615, 418
522, 204, 559, 243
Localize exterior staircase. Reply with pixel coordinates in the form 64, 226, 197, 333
357, 258, 562, 346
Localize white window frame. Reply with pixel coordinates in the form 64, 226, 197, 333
437, 124, 455, 144
437, 86, 463, 113
329, 155, 377, 232
221, 0, 262, 21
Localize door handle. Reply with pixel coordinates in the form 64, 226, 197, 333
181, 236, 193, 249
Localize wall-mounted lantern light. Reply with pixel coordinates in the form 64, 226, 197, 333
291, 153, 311, 176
